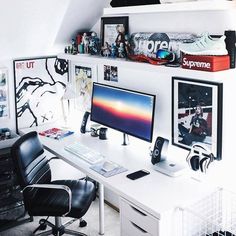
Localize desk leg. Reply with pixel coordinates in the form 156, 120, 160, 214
99, 183, 105, 235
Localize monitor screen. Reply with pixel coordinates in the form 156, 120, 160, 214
91, 83, 156, 142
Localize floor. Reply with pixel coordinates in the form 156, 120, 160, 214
0, 199, 120, 236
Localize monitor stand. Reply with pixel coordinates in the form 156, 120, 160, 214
122, 133, 129, 146
153, 161, 187, 177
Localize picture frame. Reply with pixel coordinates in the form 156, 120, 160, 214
100, 16, 129, 49
14, 56, 68, 130
70, 62, 97, 112
172, 77, 223, 159
0, 68, 9, 119
104, 65, 118, 82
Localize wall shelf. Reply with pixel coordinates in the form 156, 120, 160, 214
58, 53, 234, 80
103, 1, 236, 15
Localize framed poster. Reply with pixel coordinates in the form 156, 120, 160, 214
172, 77, 223, 159
70, 62, 97, 112
14, 57, 68, 130
100, 16, 129, 49
0, 68, 9, 119
104, 65, 118, 82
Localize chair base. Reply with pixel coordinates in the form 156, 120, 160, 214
33, 217, 87, 236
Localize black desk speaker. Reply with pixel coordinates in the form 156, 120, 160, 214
151, 137, 169, 165
80, 111, 90, 134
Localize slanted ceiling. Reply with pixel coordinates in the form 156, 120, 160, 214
0, 0, 109, 60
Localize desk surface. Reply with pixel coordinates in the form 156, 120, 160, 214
21, 124, 215, 221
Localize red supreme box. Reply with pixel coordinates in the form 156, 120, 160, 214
182, 54, 230, 72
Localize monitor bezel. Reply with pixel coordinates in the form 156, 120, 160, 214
90, 82, 156, 142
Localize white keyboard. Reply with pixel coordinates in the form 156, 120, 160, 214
64, 142, 105, 164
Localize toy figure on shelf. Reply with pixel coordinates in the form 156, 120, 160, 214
89, 32, 100, 55
118, 42, 126, 58
71, 39, 77, 54
82, 33, 90, 54
111, 43, 117, 58
124, 35, 131, 56
115, 24, 126, 48
78, 43, 84, 54
101, 42, 111, 57
64, 46, 68, 54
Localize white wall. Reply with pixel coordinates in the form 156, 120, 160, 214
0, 0, 109, 130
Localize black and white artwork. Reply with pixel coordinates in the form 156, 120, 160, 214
0, 68, 9, 118
172, 77, 223, 159
104, 65, 118, 82
14, 57, 68, 129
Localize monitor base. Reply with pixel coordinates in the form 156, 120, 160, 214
153, 160, 187, 177
122, 133, 129, 146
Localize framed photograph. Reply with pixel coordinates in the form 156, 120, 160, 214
172, 77, 223, 159
0, 68, 9, 119
104, 65, 118, 82
14, 57, 68, 130
100, 16, 129, 49
70, 62, 97, 111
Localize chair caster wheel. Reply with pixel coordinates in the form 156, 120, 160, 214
39, 223, 47, 230
38, 219, 47, 230
79, 220, 87, 227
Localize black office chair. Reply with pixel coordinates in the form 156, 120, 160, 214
11, 131, 96, 236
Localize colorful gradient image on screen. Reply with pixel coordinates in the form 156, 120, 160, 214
91, 83, 155, 142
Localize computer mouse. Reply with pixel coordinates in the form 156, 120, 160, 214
102, 161, 117, 172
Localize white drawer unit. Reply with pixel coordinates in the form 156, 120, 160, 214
120, 198, 159, 236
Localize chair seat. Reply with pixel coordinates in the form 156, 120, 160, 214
27, 179, 96, 219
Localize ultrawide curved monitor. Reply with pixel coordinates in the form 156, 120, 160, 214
91, 83, 156, 142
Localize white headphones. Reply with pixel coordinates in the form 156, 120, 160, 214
186, 143, 215, 173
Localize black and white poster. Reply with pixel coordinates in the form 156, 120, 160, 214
0, 68, 9, 119
14, 57, 68, 129
104, 65, 118, 82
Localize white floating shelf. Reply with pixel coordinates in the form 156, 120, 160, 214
58, 53, 234, 80
103, 1, 236, 15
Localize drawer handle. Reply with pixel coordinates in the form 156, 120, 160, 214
131, 221, 148, 233
131, 206, 147, 216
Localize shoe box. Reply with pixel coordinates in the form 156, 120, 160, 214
181, 54, 230, 72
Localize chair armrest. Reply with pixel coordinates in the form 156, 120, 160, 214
23, 184, 72, 216
47, 156, 60, 162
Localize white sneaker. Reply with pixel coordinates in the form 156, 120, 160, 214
179, 33, 228, 55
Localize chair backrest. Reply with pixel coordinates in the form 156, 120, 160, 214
11, 131, 52, 188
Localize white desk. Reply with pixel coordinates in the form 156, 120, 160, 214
21, 124, 215, 236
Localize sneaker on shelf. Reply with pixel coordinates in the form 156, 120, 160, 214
179, 33, 228, 56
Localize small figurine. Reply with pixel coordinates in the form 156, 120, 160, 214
82, 33, 90, 54
89, 32, 100, 55
71, 39, 77, 54
101, 42, 111, 57
78, 43, 84, 54
118, 42, 126, 58
111, 43, 117, 58
124, 35, 131, 56
115, 24, 126, 48
64, 47, 68, 54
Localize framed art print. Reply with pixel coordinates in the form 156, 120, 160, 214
100, 16, 129, 49
172, 77, 223, 159
0, 68, 9, 119
14, 57, 68, 130
70, 62, 97, 112
104, 65, 118, 82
